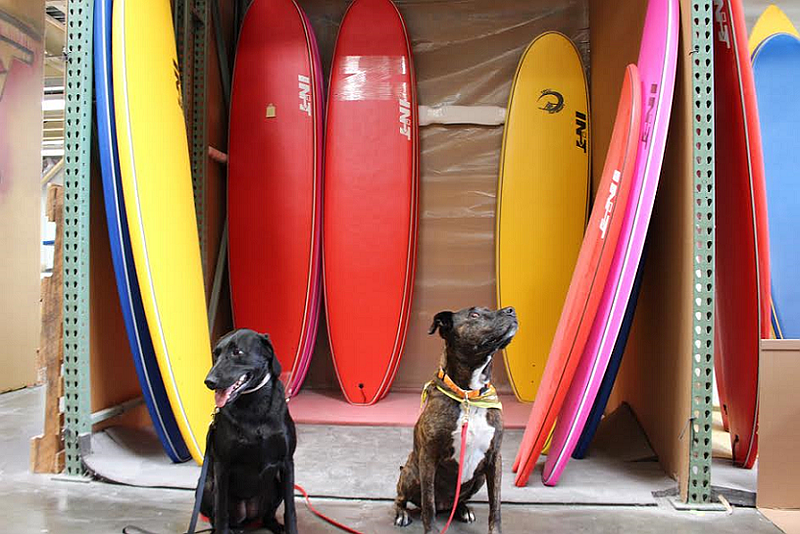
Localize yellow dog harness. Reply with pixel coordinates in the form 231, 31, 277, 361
420, 368, 503, 411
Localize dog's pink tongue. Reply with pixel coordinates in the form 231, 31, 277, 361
215, 385, 234, 408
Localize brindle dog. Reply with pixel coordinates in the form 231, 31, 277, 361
394, 306, 518, 534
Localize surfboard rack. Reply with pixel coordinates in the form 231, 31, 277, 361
58, 0, 718, 507
688, 0, 716, 506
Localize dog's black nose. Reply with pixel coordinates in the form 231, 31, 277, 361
502, 306, 516, 316
204, 376, 219, 390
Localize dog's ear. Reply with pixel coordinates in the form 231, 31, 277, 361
428, 311, 454, 337
259, 333, 282, 377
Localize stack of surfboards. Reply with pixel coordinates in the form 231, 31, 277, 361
97, 0, 420, 465
228, 0, 419, 406
94, 0, 213, 464
228, 0, 418, 407
502, 0, 679, 486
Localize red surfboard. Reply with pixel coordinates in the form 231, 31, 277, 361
228, 0, 324, 396
713, 0, 771, 468
324, 0, 419, 405
714, 325, 730, 432
511, 64, 641, 478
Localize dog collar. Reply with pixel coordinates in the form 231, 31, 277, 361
420, 369, 503, 411
437, 368, 491, 400
241, 372, 271, 396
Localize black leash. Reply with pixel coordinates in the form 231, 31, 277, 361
186, 440, 211, 534
122, 424, 214, 534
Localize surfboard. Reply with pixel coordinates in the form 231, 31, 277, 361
749, 4, 799, 55
541, 64, 643, 485
514, 0, 678, 486
713, 0, 771, 469
323, 0, 418, 405
572, 258, 646, 459
113, 0, 213, 463
94, 0, 190, 463
496, 32, 590, 403
714, 323, 731, 432
227, 0, 323, 398
754, 35, 800, 339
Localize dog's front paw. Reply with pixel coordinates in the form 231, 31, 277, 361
456, 502, 476, 523
394, 508, 412, 528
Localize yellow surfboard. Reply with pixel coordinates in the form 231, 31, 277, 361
749, 4, 800, 55
496, 32, 589, 403
113, 0, 212, 463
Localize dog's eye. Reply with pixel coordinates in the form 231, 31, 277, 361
469, 312, 480, 319
233, 349, 243, 357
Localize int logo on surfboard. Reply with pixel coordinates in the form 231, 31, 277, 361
599, 170, 621, 239
298, 74, 311, 116
713, 0, 732, 49
575, 111, 588, 153
641, 84, 659, 143
399, 97, 412, 141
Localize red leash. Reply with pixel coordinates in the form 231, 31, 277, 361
295, 421, 468, 534
295, 484, 364, 534
440, 419, 469, 534
288, 396, 469, 534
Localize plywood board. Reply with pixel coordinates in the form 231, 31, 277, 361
30, 184, 64, 474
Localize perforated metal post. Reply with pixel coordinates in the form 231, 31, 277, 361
176, 0, 208, 273
62, 0, 93, 476
190, 0, 208, 271
688, 0, 715, 505
174, 0, 186, 69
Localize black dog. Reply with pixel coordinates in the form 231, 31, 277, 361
202, 329, 298, 534
394, 306, 517, 534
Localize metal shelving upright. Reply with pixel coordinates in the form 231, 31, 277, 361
688, 0, 715, 505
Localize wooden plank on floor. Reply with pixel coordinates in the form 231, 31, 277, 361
30, 184, 65, 474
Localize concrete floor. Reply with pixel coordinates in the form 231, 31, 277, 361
1, 387, 785, 533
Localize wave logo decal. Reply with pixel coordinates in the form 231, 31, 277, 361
537, 89, 564, 114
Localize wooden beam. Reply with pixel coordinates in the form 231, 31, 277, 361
30, 185, 65, 474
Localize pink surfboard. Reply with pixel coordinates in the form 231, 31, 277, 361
228, 0, 324, 396
515, 0, 679, 487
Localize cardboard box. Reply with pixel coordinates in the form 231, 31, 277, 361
758, 339, 800, 533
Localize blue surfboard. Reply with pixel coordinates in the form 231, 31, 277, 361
93, 0, 190, 462
753, 33, 800, 339
572, 256, 646, 459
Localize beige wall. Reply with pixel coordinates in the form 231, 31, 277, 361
0, 0, 44, 392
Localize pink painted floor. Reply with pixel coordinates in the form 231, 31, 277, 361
288, 390, 531, 428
